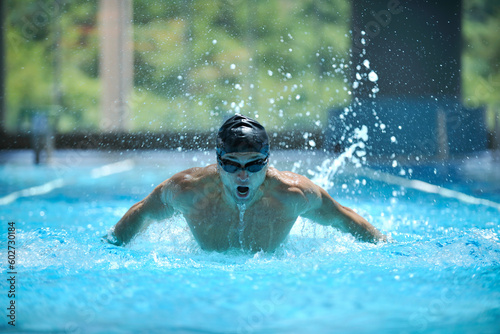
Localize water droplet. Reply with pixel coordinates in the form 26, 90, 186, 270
368, 71, 378, 82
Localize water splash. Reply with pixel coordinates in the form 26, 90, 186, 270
311, 125, 369, 190
237, 203, 247, 247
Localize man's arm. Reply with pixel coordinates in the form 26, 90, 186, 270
111, 181, 174, 245
301, 182, 386, 243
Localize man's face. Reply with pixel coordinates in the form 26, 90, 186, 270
217, 152, 269, 204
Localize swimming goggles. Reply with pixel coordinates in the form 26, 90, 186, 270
217, 157, 268, 173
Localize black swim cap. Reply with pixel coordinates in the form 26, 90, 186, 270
216, 114, 270, 157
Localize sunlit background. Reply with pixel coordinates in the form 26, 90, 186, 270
1, 0, 499, 152
4, 0, 353, 135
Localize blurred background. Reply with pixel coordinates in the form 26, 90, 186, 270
0, 0, 499, 156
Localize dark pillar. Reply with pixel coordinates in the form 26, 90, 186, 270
328, 0, 486, 158
351, 0, 461, 99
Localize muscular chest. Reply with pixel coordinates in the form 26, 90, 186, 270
182, 198, 297, 252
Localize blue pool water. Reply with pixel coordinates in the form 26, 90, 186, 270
0, 149, 499, 333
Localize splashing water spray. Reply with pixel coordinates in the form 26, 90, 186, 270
312, 125, 369, 191
308, 33, 381, 192
236, 203, 246, 247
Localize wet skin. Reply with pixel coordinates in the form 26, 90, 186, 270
112, 152, 386, 252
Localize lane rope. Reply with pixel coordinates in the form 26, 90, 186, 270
0, 159, 134, 206
357, 167, 500, 211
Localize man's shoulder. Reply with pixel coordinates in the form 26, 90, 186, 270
163, 165, 220, 204
266, 168, 320, 197
263, 168, 322, 214
153, 165, 219, 212
170, 164, 219, 188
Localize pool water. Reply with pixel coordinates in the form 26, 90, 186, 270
0, 149, 499, 333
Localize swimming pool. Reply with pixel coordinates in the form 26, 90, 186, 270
0, 149, 499, 333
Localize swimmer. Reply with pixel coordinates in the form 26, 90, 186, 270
110, 114, 386, 252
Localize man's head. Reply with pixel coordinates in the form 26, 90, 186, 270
216, 114, 270, 203
216, 114, 269, 158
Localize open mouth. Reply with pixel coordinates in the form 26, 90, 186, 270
237, 186, 250, 197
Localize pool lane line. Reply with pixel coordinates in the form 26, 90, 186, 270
90, 159, 134, 179
0, 159, 135, 206
0, 178, 66, 206
358, 167, 500, 211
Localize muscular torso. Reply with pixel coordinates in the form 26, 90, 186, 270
185, 195, 299, 252
168, 166, 311, 252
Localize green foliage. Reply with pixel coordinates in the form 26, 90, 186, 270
5, 36, 54, 131
5, 0, 101, 133
5, 0, 352, 133
129, 0, 352, 132
462, 0, 500, 128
